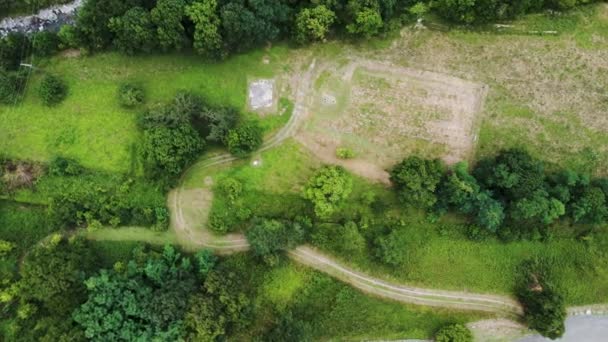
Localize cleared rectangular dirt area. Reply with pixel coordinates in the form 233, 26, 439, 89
296, 60, 488, 183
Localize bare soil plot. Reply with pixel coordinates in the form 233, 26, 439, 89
296, 59, 487, 182
385, 10, 608, 173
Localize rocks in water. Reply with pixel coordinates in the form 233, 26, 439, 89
0, 0, 83, 37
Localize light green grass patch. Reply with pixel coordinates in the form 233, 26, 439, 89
86, 226, 177, 246
259, 264, 309, 311
0, 47, 290, 173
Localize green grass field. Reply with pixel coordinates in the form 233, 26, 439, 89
0, 47, 291, 174
227, 255, 487, 340
318, 210, 608, 306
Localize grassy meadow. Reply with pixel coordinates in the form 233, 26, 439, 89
0, 47, 292, 174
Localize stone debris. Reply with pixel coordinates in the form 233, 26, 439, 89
321, 93, 337, 105
248, 79, 275, 110
0, 0, 83, 37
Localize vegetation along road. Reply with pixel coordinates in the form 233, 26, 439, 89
167, 58, 527, 317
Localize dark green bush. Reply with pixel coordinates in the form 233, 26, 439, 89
0, 69, 27, 105
117, 82, 145, 107
0, 32, 30, 71
48, 156, 84, 176
435, 323, 473, 342
517, 258, 566, 339
38, 74, 68, 106
226, 120, 264, 157
32, 31, 60, 57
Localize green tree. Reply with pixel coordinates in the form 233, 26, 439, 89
246, 218, 306, 263
438, 161, 480, 214
185, 268, 250, 340
226, 120, 263, 156
194, 249, 217, 277
571, 186, 607, 224
390, 156, 445, 208
151, 0, 188, 51
294, 5, 336, 44
346, 7, 383, 38
31, 31, 59, 57
435, 323, 473, 342
141, 123, 204, 178
108, 6, 157, 55
187, 0, 224, 58
74, 245, 197, 341
304, 166, 353, 218
474, 191, 505, 232
218, 0, 290, 52
18, 237, 94, 317
517, 259, 566, 339
511, 189, 565, 225
474, 148, 545, 201
38, 74, 68, 106
74, 0, 132, 50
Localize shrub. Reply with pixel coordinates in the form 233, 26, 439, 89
0, 32, 30, 71
0, 240, 14, 257
219, 178, 243, 202
117, 83, 145, 108
227, 120, 264, 157
38, 74, 68, 106
0, 70, 27, 105
435, 323, 473, 342
32, 31, 59, 57
245, 218, 307, 264
336, 147, 355, 159
58, 25, 79, 49
48, 156, 84, 176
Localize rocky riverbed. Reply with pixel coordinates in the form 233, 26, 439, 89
0, 0, 82, 37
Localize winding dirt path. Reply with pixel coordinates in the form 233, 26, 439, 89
166, 58, 528, 316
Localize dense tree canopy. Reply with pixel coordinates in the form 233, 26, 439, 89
108, 6, 157, 54
226, 120, 264, 156
74, 245, 197, 341
246, 218, 307, 263
304, 166, 353, 218
295, 5, 336, 44
391, 156, 445, 208
141, 123, 204, 177
151, 0, 188, 51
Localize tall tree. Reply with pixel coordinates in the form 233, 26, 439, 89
108, 6, 157, 54
187, 0, 224, 58
390, 156, 445, 208
304, 166, 353, 218
294, 5, 336, 44
151, 0, 188, 51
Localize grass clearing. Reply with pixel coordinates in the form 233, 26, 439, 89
204, 140, 319, 231
0, 47, 292, 174
86, 226, 177, 246
227, 254, 487, 340
314, 204, 608, 306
